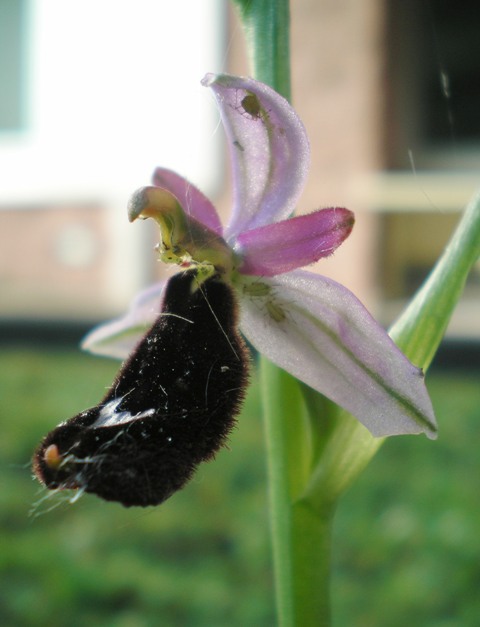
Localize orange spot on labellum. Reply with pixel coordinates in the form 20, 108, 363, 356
44, 444, 62, 469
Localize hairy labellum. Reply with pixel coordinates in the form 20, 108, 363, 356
33, 271, 249, 507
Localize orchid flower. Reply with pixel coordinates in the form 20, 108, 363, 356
83, 73, 437, 440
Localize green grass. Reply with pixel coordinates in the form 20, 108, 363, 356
332, 369, 480, 627
0, 347, 479, 626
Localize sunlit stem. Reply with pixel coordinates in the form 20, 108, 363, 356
261, 361, 333, 626
232, 0, 334, 624
231, 0, 291, 101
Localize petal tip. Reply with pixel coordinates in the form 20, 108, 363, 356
127, 187, 148, 222
201, 73, 217, 88
424, 424, 438, 440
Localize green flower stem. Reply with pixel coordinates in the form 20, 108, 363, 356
230, 1, 332, 623
231, 0, 291, 100
261, 360, 332, 626
233, 0, 335, 623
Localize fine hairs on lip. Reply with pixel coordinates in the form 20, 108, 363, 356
33, 270, 250, 507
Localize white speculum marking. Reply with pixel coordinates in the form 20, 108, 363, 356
92, 397, 155, 428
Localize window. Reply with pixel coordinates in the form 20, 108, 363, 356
0, 0, 225, 198
386, 0, 480, 170
0, 0, 27, 132
376, 3, 480, 334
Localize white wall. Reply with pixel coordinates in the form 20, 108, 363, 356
1, 0, 225, 200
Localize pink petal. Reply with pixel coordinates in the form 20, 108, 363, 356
152, 168, 223, 235
201, 73, 310, 240
236, 208, 354, 276
81, 282, 166, 359
238, 270, 437, 439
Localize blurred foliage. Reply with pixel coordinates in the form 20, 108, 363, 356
332, 368, 480, 627
0, 349, 273, 627
0, 347, 479, 626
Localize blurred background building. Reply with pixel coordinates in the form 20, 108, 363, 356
1, 0, 479, 339
0, 0, 225, 323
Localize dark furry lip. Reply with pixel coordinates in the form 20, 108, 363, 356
33, 270, 250, 507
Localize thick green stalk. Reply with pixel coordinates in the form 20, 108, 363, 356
231, 1, 334, 624
261, 360, 332, 626
231, 0, 291, 100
